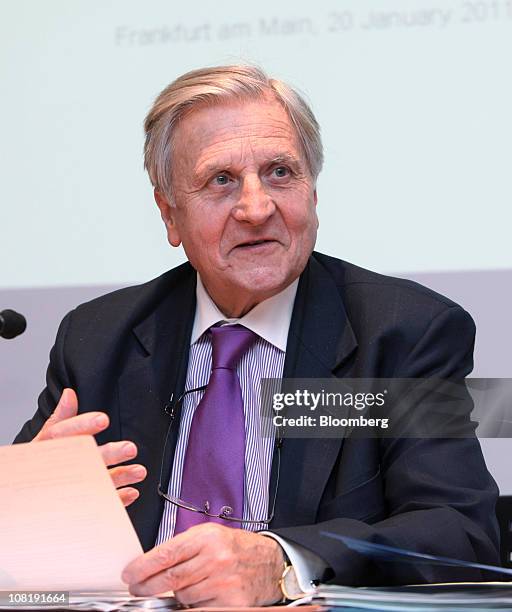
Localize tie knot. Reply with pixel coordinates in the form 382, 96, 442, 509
210, 325, 258, 370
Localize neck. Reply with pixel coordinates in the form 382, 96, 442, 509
210, 294, 264, 319
201, 282, 285, 319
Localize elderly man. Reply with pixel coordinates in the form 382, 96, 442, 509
15, 65, 499, 606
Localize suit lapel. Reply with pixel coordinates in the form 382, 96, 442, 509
270, 255, 358, 527
118, 265, 196, 551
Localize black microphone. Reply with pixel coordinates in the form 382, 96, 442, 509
0, 309, 27, 339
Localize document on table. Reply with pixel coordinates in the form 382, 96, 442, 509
0, 435, 143, 590
289, 533, 512, 610
290, 582, 512, 610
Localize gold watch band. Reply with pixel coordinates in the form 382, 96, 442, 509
278, 561, 303, 601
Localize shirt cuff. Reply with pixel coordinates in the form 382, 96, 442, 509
260, 531, 328, 594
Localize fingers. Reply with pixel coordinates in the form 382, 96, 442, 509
104, 444, 146, 508
122, 533, 200, 587
35, 388, 110, 441
101, 441, 137, 466
38, 411, 109, 440
35, 389, 145, 511
109, 464, 147, 488
128, 555, 208, 597
118, 487, 140, 507
175, 578, 233, 608
111, 462, 146, 508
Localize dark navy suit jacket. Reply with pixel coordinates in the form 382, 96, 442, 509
15, 252, 500, 585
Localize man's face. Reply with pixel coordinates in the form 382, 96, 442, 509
155, 96, 318, 316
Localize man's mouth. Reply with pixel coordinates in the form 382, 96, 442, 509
234, 239, 278, 250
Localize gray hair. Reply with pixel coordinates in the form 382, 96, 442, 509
143, 65, 323, 202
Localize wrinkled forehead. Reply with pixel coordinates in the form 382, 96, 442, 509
172, 94, 305, 167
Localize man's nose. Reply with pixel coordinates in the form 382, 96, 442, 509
232, 175, 276, 225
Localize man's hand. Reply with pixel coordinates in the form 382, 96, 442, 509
34, 388, 147, 506
122, 523, 285, 607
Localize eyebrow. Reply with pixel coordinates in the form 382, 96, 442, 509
266, 154, 302, 168
196, 153, 303, 179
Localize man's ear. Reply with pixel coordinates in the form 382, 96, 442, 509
313, 188, 319, 229
154, 189, 181, 247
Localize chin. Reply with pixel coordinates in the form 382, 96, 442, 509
232, 267, 296, 299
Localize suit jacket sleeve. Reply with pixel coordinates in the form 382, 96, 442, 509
271, 305, 500, 586
14, 310, 75, 443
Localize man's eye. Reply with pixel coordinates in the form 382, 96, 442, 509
213, 174, 230, 186
273, 166, 290, 178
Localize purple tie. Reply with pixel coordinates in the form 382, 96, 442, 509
174, 324, 257, 534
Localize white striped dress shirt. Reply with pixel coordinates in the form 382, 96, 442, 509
155, 276, 298, 543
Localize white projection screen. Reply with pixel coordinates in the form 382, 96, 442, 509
1, 1, 511, 487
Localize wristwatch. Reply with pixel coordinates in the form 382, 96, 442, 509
278, 555, 304, 601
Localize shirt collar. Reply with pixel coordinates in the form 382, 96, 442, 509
191, 275, 299, 352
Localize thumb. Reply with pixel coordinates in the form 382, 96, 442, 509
44, 388, 78, 427
34, 388, 79, 441
53, 388, 79, 421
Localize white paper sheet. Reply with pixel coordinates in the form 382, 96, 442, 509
0, 436, 143, 590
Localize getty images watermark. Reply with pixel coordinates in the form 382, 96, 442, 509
260, 378, 512, 439
272, 388, 389, 430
